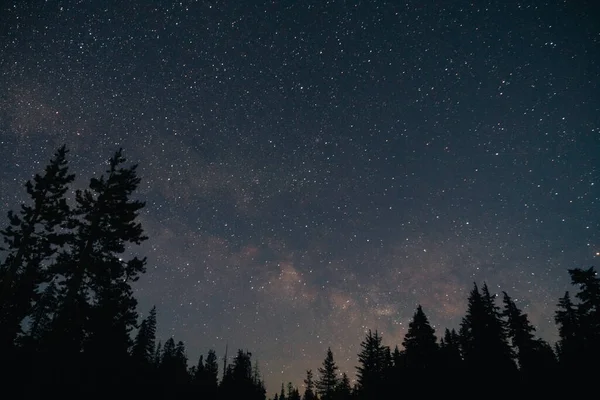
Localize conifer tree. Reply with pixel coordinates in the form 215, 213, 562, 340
174, 340, 189, 384
460, 283, 516, 376
303, 369, 316, 400
391, 345, 404, 369
316, 347, 339, 400
205, 349, 219, 388
555, 267, 600, 370
439, 328, 462, 369
22, 279, 59, 351
288, 382, 300, 400
336, 372, 351, 400
555, 291, 579, 367
402, 305, 438, 370
502, 291, 555, 377
356, 330, 388, 399
49, 148, 147, 378
132, 306, 157, 365
154, 340, 163, 368
221, 350, 265, 400
568, 267, 600, 359
280, 383, 286, 400
159, 338, 189, 384
0, 145, 74, 350
193, 354, 205, 381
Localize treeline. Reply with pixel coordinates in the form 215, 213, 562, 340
0, 146, 266, 398
0, 146, 598, 397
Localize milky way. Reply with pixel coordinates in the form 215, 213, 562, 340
1, 0, 598, 393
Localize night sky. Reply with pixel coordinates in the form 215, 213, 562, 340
1, 0, 598, 392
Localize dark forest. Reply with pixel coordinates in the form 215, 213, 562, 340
0, 147, 597, 398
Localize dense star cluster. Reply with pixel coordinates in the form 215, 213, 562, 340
0, 0, 598, 392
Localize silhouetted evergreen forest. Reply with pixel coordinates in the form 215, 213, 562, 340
0, 147, 597, 397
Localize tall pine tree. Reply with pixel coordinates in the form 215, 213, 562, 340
569, 267, 600, 360
50, 148, 147, 382
555, 267, 600, 373
356, 330, 388, 399
402, 305, 438, 370
459, 283, 516, 378
303, 369, 316, 400
502, 291, 555, 378
316, 347, 339, 400
0, 145, 74, 352
131, 305, 157, 375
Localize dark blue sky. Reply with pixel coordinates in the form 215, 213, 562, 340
1, 0, 598, 392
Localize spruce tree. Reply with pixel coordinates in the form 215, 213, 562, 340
402, 305, 438, 370
460, 283, 516, 377
439, 328, 462, 369
23, 280, 59, 350
280, 383, 286, 400
221, 350, 265, 400
555, 291, 580, 367
50, 148, 147, 380
569, 267, 600, 359
356, 330, 388, 399
336, 372, 351, 400
0, 145, 74, 351
502, 291, 555, 377
132, 306, 157, 365
303, 369, 316, 400
316, 347, 339, 400
555, 267, 600, 371
154, 340, 163, 368
204, 349, 219, 389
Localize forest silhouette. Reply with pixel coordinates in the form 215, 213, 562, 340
0, 146, 597, 398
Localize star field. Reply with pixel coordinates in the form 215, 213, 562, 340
0, 0, 598, 392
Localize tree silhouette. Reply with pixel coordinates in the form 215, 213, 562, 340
0, 145, 74, 353
158, 337, 189, 387
402, 305, 438, 371
221, 349, 266, 400
554, 267, 600, 377
132, 306, 157, 365
502, 291, 556, 381
206, 349, 220, 386
47, 148, 147, 384
303, 369, 316, 400
460, 283, 516, 379
131, 305, 157, 387
280, 383, 286, 400
316, 347, 339, 400
335, 372, 352, 400
356, 330, 388, 399
439, 328, 462, 369
287, 382, 301, 400
569, 267, 600, 359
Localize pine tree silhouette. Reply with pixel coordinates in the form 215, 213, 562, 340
439, 328, 462, 368
0, 145, 74, 354
221, 349, 266, 400
303, 369, 316, 400
48, 148, 147, 386
402, 305, 438, 370
280, 382, 287, 400
569, 267, 600, 360
356, 330, 388, 399
335, 372, 351, 400
460, 283, 516, 380
316, 347, 339, 400
502, 291, 556, 383
132, 306, 157, 364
